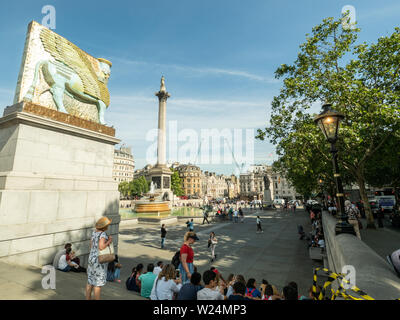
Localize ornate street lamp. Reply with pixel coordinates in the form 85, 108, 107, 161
314, 103, 355, 236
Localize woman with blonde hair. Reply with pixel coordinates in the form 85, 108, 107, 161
179, 231, 199, 284
86, 217, 113, 300
150, 264, 182, 300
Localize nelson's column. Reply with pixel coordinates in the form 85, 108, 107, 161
148, 76, 173, 202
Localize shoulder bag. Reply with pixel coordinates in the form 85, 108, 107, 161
98, 232, 115, 264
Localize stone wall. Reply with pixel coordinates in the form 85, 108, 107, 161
0, 105, 120, 268
322, 212, 400, 299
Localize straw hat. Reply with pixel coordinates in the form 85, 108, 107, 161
95, 217, 112, 229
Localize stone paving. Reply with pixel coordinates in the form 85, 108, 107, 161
0, 208, 321, 299
117, 208, 322, 297
360, 214, 400, 261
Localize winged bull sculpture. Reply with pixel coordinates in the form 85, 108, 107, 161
24, 27, 111, 125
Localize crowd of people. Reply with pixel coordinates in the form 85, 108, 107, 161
55, 206, 326, 300
121, 230, 321, 300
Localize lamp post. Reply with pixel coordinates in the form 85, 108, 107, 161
314, 103, 355, 236
318, 179, 325, 210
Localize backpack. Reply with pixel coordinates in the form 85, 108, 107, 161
245, 288, 256, 297
126, 273, 139, 292
171, 250, 181, 269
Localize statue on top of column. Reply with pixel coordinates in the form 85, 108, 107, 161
160, 76, 166, 92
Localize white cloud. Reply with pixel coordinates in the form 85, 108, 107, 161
110, 57, 278, 83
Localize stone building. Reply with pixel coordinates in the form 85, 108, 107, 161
226, 174, 240, 199
201, 171, 228, 200
240, 165, 272, 200
176, 164, 202, 197
270, 173, 301, 201
113, 146, 135, 183
239, 164, 301, 201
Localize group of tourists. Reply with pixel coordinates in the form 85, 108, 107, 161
123, 229, 316, 300
214, 206, 245, 223
53, 204, 332, 301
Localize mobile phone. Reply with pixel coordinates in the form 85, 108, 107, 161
176, 270, 180, 278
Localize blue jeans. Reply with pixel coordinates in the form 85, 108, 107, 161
179, 262, 194, 285
114, 268, 121, 280
161, 237, 165, 248
59, 265, 71, 272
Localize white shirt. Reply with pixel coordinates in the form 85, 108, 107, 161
197, 287, 224, 300
150, 277, 182, 300
256, 218, 261, 224
318, 240, 325, 248
53, 249, 66, 268
58, 255, 69, 270
226, 286, 234, 298
153, 266, 162, 276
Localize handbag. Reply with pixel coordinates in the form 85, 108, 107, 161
98, 233, 115, 263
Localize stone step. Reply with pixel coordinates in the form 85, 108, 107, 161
0, 261, 145, 300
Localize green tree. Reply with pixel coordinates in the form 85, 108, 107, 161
139, 176, 150, 194
270, 118, 353, 201
257, 15, 400, 228
171, 169, 184, 197
364, 134, 400, 208
118, 181, 130, 199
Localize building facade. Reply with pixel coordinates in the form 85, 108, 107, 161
240, 165, 272, 200
113, 146, 135, 183
176, 164, 202, 197
270, 172, 301, 201
239, 164, 301, 201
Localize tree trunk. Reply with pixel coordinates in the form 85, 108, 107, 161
395, 186, 400, 211
356, 171, 376, 229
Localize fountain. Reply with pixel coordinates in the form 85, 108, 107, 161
134, 181, 170, 215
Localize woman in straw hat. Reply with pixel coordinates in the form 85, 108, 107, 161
86, 217, 113, 300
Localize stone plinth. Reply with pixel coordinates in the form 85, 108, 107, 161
0, 102, 121, 268
148, 164, 173, 201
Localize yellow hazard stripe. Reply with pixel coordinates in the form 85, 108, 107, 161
313, 267, 376, 300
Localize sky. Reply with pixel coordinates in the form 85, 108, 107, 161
0, 0, 400, 175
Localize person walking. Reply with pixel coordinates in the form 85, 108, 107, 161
233, 209, 239, 223
239, 207, 244, 223
202, 208, 210, 225
256, 216, 263, 233
186, 219, 194, 232
208, 232, 218, 262
178, 232, 199, 284
86, 217, 113, 300
161, 224, 167, 249
345, 200, 361, 239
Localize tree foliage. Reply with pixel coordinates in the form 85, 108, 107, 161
118, 176, 149, 199
257, 14, 400, 227
171, 169, 184, 197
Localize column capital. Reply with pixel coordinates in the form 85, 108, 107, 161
155, 91, 171, 102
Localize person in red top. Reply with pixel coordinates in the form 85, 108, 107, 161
178, 232, 199, 284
